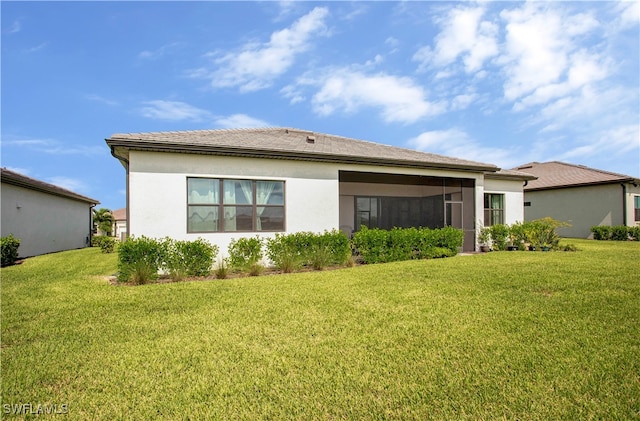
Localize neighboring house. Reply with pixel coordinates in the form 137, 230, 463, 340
112, 207, 127, 241
1, 168, 100, 258
106, 128, 535, 252
513, 161, 640, 238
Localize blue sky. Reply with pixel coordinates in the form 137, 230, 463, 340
2, 1, 639, 211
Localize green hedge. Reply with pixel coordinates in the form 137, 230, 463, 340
117, 236, 217, 284
351, 226, 462, 264
1, 234, 21, 267
591, 225, 639, 241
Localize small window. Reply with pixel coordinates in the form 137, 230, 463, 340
634, 196, 640, 222
484, 193, 504, 226
187, 177, 284, 233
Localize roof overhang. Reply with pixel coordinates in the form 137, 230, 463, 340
105, 137, 499, 173
1, 169, 100, 205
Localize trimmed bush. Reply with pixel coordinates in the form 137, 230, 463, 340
352, 226, 463, 264
266, 230, 351, 271
164, 237, 218, 281
611, 226, 631, 241
117, 236, 167, 284
100, 237, 117, 253
591, 226, 611, 240
228, 236, 264, 275
1, 234, 21, 267
309, 229, 351, 269
266, 232, 308, 273
592, 225, 638, 241
489, 224, 510, 251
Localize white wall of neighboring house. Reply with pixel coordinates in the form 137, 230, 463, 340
1, 183, 93, 257
484, 178, 527, 225
128, 151, 340, 257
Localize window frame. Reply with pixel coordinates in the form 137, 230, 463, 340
484, 193, 505, 226
187, 177, 285, 233
634, 195, 640, 222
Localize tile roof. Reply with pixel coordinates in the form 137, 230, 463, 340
111, 207, 126, 221
1, 168, 100, 204
513, 161, 639, 191
106, 127, 500, 172
485, 168, 537, 181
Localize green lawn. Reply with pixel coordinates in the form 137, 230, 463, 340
2, 240, 639, 419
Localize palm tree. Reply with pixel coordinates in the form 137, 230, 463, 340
93, 208, 115, 236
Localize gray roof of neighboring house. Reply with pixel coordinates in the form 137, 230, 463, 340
1, 168, 100, 205
106, 127, 504, 173
513, 161, 639, 191
485, 168, 537, 181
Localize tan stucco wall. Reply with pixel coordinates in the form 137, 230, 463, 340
523, 183, 634, 238
1, 183, 92, 257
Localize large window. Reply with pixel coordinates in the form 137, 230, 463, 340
635, 196, 640, 222
484, 193, 504, 226
187, 178, 284, 232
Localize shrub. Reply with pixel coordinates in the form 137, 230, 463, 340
311, 229, 351, 269
431, 226, 464, 254
1, 234, 21, 267
164, 238, 217, 280
266, 233, 307, 273
525, 217, 569, 250
508, 222, 528, 250
91, 235, 107, 248
99, 237, 117, 254
489, 224, 509, 251
117, 236, 167, 284
352, 226, 462, 264
629, 226, 640, 241
228, 236, 264, 274
591, 225, 611, 240
215, 258, 229, 279
610, 226, 630, 241
423, 247, 457, 259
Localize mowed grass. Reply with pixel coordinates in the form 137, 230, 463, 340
2, 240, 639, 419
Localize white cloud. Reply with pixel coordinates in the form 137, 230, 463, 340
6, 20, 21, 34
214, 114, 271, 128
288, 67, 445, 124
408, 128, 518, 168
413, 5, 498, 74
85, 94, 119, 106
140, 100, 212, 122
499, 4, 601, 103
2, 137, 103, 156
46, 176, 89, 193
613, 1, 639, 30
138, 42, 181, 60
202, 7, 329, 93
557, 124, 640, 161
3, 166, 30, 175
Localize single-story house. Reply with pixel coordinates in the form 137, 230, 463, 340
1, 168, 100, 258
111, 207, 127, 241
513, 161, 640, 238
106, 128, 535, 253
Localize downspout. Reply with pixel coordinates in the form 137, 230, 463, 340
621, 183, 627, 226
89, 203, 97, 247
109, 143, 130, 240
